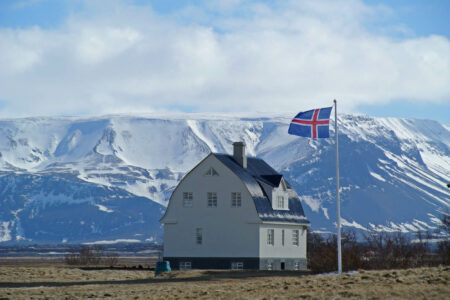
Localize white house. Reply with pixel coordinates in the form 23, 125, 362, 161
160, 142, 309, 270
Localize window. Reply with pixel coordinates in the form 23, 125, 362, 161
267, 229, 274, 245
282, 229, 285, 246
231, 262, 243, 270
179, 262, 192, 270
196, 228, 202, 244
292, 229, 299, 246
231, 192, 241, 207
294, 262, 300, 270
204, 167, 219, 176
183, 192, 193, 207
267, 262, 273, 270
207, 192, 217, 207
277, 196, 284, 209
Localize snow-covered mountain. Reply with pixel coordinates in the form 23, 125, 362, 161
0, 113, 449, 244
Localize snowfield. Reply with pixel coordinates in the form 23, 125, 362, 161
0, 113, 448, 243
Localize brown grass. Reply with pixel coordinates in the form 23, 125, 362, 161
0, 265, 448, 299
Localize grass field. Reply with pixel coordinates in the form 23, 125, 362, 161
0, 263, 448, 299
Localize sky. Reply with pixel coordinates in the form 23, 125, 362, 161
0, 0, 449, 123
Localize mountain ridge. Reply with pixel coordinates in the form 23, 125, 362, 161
0, 113, 448, 244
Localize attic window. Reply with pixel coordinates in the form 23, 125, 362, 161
204, 167, 219, 176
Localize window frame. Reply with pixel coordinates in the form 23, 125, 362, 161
231, 262, 243, 270
292, 229, 299, 246
179, 261, 192, 270
183, 192, 193, 207
267, 229, 274, 246
204, 167, 219, 176
196, 228, 203, 245
277, 196, 284, 209
207, 192, 217, 207
231, 192, 241, 207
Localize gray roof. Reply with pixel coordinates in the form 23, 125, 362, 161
214, 154, 309, 225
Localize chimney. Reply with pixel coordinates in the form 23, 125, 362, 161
233, 142, 247, 168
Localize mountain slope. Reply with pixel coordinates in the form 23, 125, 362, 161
0, 114, 448, 243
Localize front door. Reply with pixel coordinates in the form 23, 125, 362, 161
280, 262, 285, 270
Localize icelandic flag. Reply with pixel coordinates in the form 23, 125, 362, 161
288, 107, 333, 138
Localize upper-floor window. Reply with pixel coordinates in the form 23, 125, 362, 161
277, 196, 284, 209
272, 190, 289, 210
267, 229, 274, 245
183, 192, 193, 207
204, 167, 219, 176
292, 229, 299, 246
231, 192, 241, 207
282, 229, 285, 246
196, 228, 202, 244
207, 192, 217, 207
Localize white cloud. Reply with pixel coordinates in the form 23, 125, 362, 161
0, 0, 449, 117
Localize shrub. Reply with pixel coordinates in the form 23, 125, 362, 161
65, 245, 119, 266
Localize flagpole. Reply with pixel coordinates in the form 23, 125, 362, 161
334, 99, 342, 275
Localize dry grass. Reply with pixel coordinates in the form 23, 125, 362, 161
0, 265, 448, 299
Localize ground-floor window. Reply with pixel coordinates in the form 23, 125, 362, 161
231, 262, 243, 270
294, 262, 300, 270
292, 229, 299, 246
179, 261, 192, 270
267, 229, 274, 245
267, 262, 273, 270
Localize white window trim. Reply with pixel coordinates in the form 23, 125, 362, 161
292, 229, 299, 246
183, 192, 193, 207
196, 228, 202, 245
204, 167, 219, 176
231, 192, 241, 207
267, 229, 274, 246
231, 262, 243, 270
179, 261, 192, 270
277, 196, 284, 209
207, 192, 217, 207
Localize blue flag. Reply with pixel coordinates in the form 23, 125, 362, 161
288, 107, 332, 138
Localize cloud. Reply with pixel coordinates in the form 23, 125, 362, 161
0, 0, 449, 117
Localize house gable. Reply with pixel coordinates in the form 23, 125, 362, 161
161, 153, 261, 224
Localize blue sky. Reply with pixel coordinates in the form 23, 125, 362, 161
0, 0, 449, 123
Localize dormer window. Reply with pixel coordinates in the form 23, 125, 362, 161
204, 167, 219, 176
277, 196, 285, 209
272, 190, 289, 210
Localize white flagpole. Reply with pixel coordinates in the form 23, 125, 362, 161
334, 99, 342, 275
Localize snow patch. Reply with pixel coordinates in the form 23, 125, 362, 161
369, 171, 386, 182
83, 239, 141, 245
340, 218, 367, 231
94, 204, 114, 213
0, 222, 12, 242
300, 196, 321, 212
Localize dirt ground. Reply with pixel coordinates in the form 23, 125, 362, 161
0, 265, 448, 299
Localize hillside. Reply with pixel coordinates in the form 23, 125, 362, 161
0, 113, 449, 244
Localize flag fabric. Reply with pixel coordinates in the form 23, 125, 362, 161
288, 106, 333, 138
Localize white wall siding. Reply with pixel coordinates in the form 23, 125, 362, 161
259, 224, 307, 259
163, 155, 261, 258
